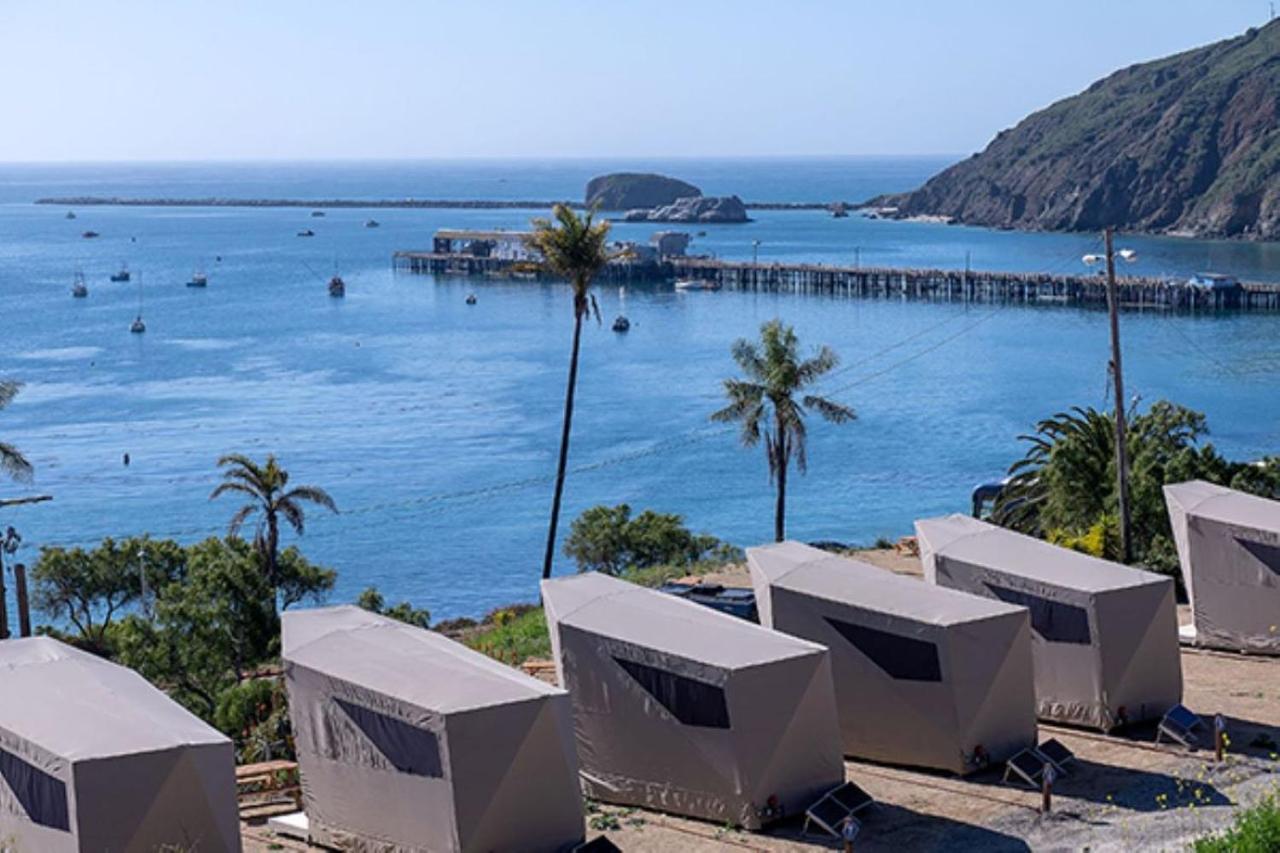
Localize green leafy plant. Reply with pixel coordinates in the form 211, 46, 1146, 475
1193, 793, 1280, 852
356, 586, 431, 629
563, 504, 732, 575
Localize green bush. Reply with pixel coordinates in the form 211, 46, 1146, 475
563, 504, 736, 575
214, 678, 293, 763
356, 586, 431, 629
1194, 794, 1280, 852
464, 607, 550, 665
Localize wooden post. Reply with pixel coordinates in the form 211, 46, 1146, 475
1215, 714, 1226, 762
14, 563, 30, 638
1041, 763, 1054, 813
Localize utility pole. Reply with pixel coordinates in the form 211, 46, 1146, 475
1104, 228, 1133, 563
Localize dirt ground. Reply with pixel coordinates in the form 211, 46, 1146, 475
242, 550, 1280, 852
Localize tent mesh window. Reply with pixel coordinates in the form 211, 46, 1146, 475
333, 698, 444, 778
0, 746, 70, 831
985, 584, 1091, 645
1236, 537, 1280, 577
823, 617, 942, 682
612, 657, 731, 729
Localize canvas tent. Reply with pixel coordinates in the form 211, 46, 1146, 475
282, 606, 583, 853
1166, 480, 1280, 653
0, 636, 240, 853
747, 541, 1036, 774
916, 515, 1182, 731
542, 572, 843, 829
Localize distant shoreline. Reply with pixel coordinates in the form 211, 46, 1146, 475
35, 196, 845, 212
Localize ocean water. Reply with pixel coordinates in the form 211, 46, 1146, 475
2, 158, 1279, 620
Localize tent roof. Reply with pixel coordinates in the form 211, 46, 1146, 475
748, 541, 1023, 626
1165, 480, 1280, 535
916, 514, 1167, 593
282, 606, 563, 714
541, 572, 824, 670
0, 637, 229, 761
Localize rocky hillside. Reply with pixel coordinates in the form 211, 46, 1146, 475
878, 22, 1280, 240
585, 173, 701, 210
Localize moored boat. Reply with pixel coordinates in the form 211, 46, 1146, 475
82, 230, 100, 239
328, 275, 345, 297
612, 315, 630, 332
297, 229, 315, 237
110, 264, 131, 282
674, 278, 721, 291
71, 271, 88, 298
365, 219, 380, 228
187, 271, 208, 288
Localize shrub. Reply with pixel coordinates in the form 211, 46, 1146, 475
1193, 793, 1280, 852
563, 504, 732, 575
356, 586, 430, 629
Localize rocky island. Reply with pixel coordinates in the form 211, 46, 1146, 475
584, 173, 702, 210
874, 21, 1280, 241
623, 195, 750, 224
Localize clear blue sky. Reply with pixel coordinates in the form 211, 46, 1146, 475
0, 0, 1269, 161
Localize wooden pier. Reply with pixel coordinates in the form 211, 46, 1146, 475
392, 251, 1280, 312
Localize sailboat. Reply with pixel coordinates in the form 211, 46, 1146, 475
71, 271, 88, 298
130, 272, 146, 333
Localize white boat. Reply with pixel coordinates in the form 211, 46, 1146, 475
71, 271, 88, 298
187, 271, 208, 288
674, 278, 721, 292
130, 272, 146, 333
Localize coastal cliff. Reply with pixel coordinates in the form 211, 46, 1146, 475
876, 21, 1280, 240
623, 195, 750, 223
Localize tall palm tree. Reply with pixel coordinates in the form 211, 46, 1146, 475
525, 204, 613, 580
0, 382, 33, 483
210, 454, 337, 599
712, 320, 855, 542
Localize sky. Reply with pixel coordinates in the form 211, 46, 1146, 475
0, 0, 1270, 162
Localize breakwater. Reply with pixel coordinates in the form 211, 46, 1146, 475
36, 196, 842, 211
392, 251, 1280, 312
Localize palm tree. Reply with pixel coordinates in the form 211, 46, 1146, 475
712, 320, 855, 542
210, 454, 337, 601
0, 382, 33, 483
525, 204, 614, 580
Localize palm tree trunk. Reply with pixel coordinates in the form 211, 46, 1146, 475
774, 434, 788, 542
542, 309, 586, 580
266, 512, 280, 614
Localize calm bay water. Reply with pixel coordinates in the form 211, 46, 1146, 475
2, 158, 1279, 619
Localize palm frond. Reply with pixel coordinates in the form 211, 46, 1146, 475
0, 442, 33, 483
282, 485, 338, 514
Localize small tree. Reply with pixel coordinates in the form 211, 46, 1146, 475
563, 503, 726, 575
712, 320, 855, 541
32, 537, 185, 655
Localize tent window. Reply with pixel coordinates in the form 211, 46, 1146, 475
986, 584, 1091, 644
334, 698, 443, 778
0, 746, 70, 832
613, 657, 730, 729
1236, 537, 1280, 577
824, 617, 942, 682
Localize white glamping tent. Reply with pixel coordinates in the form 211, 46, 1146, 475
1166, 480, 1280, 653
0, 637, 241, 853
542, 572, 844, 829
748, 541, 1037, 774
282, 606, 584, 853
916, 515, 1182, 731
